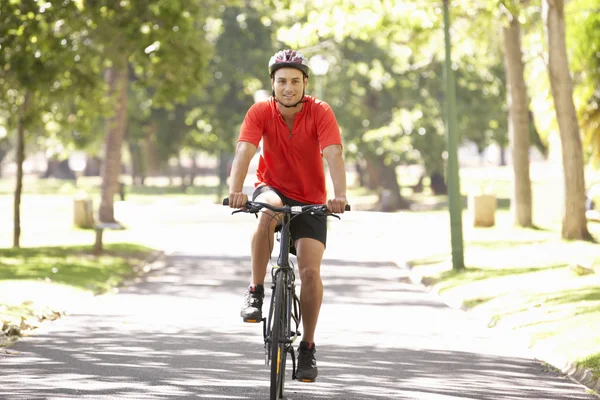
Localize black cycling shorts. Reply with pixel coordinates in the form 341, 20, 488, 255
252, 185, 327, 248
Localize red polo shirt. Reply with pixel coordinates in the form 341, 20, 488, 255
238, 96, 342, 204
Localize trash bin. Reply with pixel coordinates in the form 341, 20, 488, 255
468, 193, 496, 227
73, 196, 94, 229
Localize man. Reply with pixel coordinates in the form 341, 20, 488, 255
227, 49, 348, 382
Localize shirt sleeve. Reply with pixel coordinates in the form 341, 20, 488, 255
238, 103, 265, 147
315, 101, 342, 150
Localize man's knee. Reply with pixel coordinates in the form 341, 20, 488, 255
299, 267, 321, 285
254, 190, 283, 233
296, 239, 324, 283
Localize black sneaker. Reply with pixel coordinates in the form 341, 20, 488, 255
240, 284, 264, 323
296, 341, 318, 382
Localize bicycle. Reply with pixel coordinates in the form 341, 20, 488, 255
223, 197, 350, 400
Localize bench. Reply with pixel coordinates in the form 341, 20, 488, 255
586, 183, 600, 223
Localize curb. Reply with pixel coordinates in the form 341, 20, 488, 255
394, 259, 600, 397
538, 353, 600, 395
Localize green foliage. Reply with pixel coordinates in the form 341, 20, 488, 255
267, 0, 509, 181
566, 0, 600, 165
186, 5, 275, 155
0, 0, 220, 163
0, 0, 101, 136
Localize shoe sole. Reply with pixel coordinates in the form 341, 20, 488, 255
241, 314, 262, 323
296, 371, 317, 382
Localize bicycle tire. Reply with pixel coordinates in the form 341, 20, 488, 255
270, 270, 287, 400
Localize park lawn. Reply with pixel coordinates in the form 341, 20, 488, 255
0, 175, 224, 202
409, 211, 600, 380
0, 243, 155, 345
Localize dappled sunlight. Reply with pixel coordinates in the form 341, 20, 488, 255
1, 253, 596, 399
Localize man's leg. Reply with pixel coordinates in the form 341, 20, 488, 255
295, 237, 325, 381
250, 190, 283, 286
295, 238, 325, 342
240, 189, 283, 322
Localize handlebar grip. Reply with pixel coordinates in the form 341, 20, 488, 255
345, 204, 351, 211
223, 198, 229, 206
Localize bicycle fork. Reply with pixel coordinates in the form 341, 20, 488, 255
262, 276, 303, 379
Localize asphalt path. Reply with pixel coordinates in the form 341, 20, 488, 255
0, 203, 596, 399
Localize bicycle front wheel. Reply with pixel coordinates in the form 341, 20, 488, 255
270, 270, 287, 400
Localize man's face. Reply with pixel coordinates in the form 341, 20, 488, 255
272, 68, 307, 107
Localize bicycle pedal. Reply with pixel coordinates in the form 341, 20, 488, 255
242, 318, 262, 323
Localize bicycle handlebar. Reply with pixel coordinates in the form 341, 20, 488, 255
222, 198, 350, 213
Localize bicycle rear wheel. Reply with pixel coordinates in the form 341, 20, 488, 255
270, 270, 287, 400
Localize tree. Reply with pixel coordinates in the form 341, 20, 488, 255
270, 1, 512, 208
186, 5, 275, 197
79, 0, 216, 223
0, 0, 98, 247
542, 0, 592, 240
502, 1, 533, 227
566, 0, 600, 166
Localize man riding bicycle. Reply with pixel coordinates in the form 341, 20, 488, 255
227, 49, 348, 382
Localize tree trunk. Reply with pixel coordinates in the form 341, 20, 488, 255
13, 91, 31, 248
128, 142, 139, 185
42, 157, 77, 180
542, 0, 591, 240
503, 16, 533, 227
142, 123, 159, 177
0, 147, 7, 178
354, 160, 366, 187
99, 61, 129, 223
499, 146, 507, 166
189, 152, 198, 186
83, 155, 102, 176
217, 149, 232, 200
429, 172, 448, 195
378, 161, 410, 211
178, 154, 187, 191
364, 158, 381, 190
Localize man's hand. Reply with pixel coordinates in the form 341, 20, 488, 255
327, 196, 348, 214
229, 192, 248, 209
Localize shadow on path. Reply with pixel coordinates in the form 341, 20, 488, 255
0, 253, 595, 400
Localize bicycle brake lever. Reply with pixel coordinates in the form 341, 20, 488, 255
231, 209, 246, 215
327, 214, 341, 220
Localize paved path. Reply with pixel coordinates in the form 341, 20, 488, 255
0, 205, 597, 399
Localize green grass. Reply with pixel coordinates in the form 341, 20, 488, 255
580, 354, 600, 379
409, 211, 600, 381
0, 243, 155, 344
0, 243, 153, 293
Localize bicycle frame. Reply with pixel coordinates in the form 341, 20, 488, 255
223, 198, 349, 399
264, 208, 302, 399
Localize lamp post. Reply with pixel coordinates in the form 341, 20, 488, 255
443, 0, 465, 271
309, 55, 330, 100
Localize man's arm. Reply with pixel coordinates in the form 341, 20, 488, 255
322, 144, 348, 213
228, 141, 257, 208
